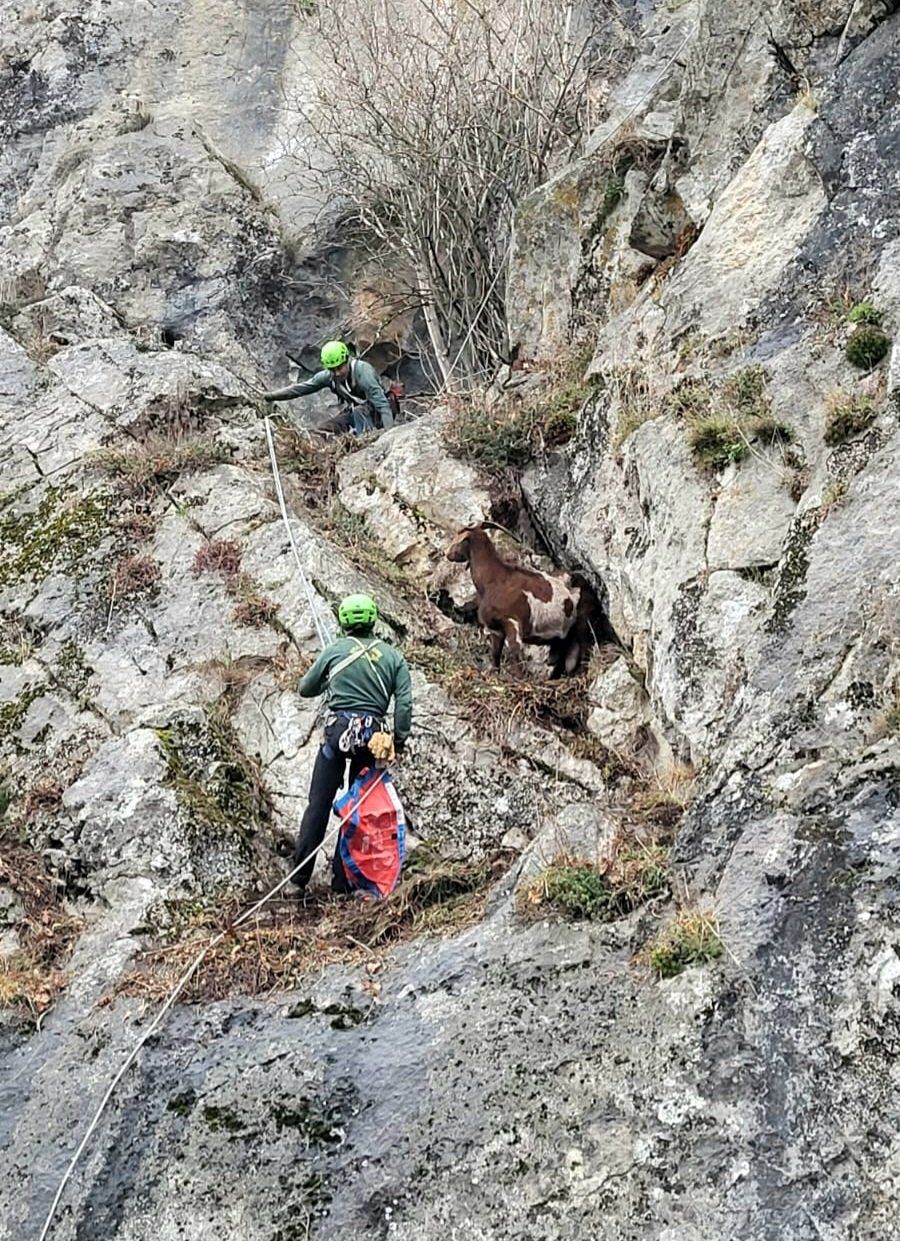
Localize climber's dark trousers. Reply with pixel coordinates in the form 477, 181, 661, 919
293, 720, 373, 891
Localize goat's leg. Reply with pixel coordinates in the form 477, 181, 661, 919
502, 619, 527, 677
488, 628, 505, 669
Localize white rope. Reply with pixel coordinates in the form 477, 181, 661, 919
38, 768, 390, 1241
264, 415, 335, 649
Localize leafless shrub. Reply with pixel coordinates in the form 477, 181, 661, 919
290, 0, 607, 385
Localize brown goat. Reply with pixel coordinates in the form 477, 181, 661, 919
446, 525, 585, 677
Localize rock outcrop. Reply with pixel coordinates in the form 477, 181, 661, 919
1, 2, 899, 1240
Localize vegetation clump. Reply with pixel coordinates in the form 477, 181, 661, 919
645, 910, 723, 978
847, 301, 882, 325
824, 394, 877, 445
92, 434, 226, 493
662, 366, 796, 473
120, 849, 509, 1003
688, 417, 749, 469
0, 836, 83, 1024
109, 553, 162, 601
192, 538, 243, 577
443, 348, 591, 470
520, 844, 669, 922
845, 325, 890, 370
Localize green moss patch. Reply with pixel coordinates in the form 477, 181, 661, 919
155, 707, 273, 843
0, 488, 113, 588
847, 301, 882, 326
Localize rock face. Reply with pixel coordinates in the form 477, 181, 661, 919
2, 2, 900, 1241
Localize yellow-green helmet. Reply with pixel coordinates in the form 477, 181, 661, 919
321, 340, 350, 369
338, 593, 377, 629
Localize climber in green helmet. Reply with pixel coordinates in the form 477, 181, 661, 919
292, 593, 413, 892
261, 340, 395, 435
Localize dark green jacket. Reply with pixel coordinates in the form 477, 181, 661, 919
264, 358, 391, 424
298, 636, 413, 742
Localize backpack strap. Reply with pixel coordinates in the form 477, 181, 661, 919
329, 637, 391, 698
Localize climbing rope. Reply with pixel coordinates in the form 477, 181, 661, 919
38, 768, 390, 1241
263, 414, 335, 649
39, 417, 386, 1237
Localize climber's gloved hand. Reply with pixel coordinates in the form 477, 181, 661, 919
393, 738, 406, 757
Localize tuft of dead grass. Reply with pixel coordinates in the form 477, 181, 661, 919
405, 637, 637, 781
92, 434, 226, 494
192, 538, 242, 577
0, 836, 83, 1023
119, 850, 510, 1004
109, 553, 161, 601
631, 763, 696, 830
273, 425, 364, 506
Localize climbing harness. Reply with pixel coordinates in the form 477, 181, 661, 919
38, 770, 390, 1241
263, 415, 336, 648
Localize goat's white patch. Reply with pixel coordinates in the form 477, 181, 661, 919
525, 577, 579, 639
505, 617, 523, 646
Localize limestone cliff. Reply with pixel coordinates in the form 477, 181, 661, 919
1, 3, 898, 1240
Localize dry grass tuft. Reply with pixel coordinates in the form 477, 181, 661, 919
405, 637, 636, 780
92, 434, 225, 494
273, 426, 364, 505
109, 553, 162, 601
632, 763, 696, 828
120, 850, 510, 1004
192, 538, 242, 577
0, 837, 83, 1023
443, 346, 591, 471
21, 781, 64, 822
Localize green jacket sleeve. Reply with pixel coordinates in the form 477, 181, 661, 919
297, 649, 331, 698
354, 360, 391, 421
264, 370, 332, 401
392, 655, 413, 742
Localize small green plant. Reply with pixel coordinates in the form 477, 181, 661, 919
722, 365, 768, 417
824, 395, 877, 445
526, 861, 611, 919
688, 418, 750, 469
645, 911, 723, 979
845, 325, 890, 370
847, 301, 882, 325
521, 845, 669, 923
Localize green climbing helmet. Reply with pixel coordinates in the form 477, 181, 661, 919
338, 593, 378, 630
321, 340, 350, 369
